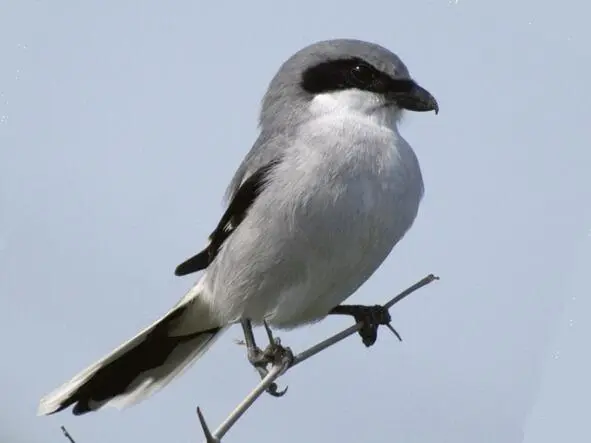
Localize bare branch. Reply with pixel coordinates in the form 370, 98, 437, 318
199, 273, 439, 442
292, 273, 438, 367
384, 274, 439, 309
198, 358, 289, 442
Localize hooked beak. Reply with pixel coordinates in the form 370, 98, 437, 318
386, 79, 439, 114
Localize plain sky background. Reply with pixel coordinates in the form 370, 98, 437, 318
1, 1, 589, 442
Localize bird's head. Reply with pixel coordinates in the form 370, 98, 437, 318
260, 39, 438, 130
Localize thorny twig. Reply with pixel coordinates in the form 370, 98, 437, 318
197, 273, 439, 442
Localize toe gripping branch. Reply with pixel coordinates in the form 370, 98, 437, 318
192, 274, 439, 443
329, 304, 402, 346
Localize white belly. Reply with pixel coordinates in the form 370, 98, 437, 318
266, 147, 422, 326
202, 111, 424, 329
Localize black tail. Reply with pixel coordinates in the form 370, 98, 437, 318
47, 306, 221, 415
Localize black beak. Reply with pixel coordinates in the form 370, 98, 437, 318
387, 79, 439, 114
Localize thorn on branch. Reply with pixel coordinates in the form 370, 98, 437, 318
197, 407, 220, 443
60, 426, 76, 443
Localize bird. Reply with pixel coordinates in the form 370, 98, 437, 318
37, 38, 438, 416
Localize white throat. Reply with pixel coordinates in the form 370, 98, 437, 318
308, 89, 402, 130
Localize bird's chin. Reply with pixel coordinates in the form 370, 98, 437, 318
383, 101, 405, 114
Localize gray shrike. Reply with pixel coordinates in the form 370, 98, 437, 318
38, 38, 438, 416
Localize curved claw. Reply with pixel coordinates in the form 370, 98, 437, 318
386, 323, 403, 342
263, 347, 293, 397
242, 319, 292, 398
266, 382, 289, 397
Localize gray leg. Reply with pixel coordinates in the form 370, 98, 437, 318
241, 319, 265, 370
240, 319, 292, 397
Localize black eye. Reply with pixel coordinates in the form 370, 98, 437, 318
350, 64, 376, 85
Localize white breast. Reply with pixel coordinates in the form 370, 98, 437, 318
202, 89, 424, 329
305, 89, 424, 213
260, 90, 424, 326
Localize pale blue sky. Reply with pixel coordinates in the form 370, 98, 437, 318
1, 1, 589, 442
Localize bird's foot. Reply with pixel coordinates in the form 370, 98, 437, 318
329, 304, 402, 347
242, 320, 293, 397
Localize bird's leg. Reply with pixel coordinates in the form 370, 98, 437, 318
329, 304, 402, 347
260, 321, 294, 371
240, 319, 292, 397
240, 319, 266, 373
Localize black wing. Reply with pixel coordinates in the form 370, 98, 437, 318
174, 159, 280, 276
